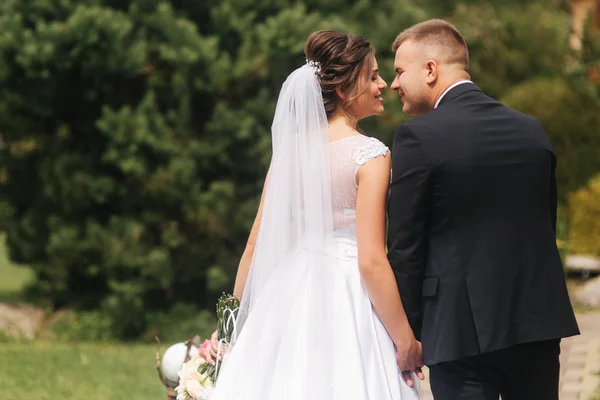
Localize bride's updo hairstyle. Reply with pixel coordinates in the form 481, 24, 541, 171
304, 30, 375, 120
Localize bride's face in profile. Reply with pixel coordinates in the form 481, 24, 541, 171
349, 57, 387, 120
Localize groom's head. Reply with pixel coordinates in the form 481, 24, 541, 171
391, 19, 470, 116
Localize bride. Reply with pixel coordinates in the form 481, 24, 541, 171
208, 30, 423, 399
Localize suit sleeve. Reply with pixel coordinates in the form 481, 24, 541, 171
387, 125, 431, 340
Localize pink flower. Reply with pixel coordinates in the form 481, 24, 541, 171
199, 339, 216, 365
199, 339, 212, 352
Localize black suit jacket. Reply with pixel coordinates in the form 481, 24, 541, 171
387, 83, 579, 366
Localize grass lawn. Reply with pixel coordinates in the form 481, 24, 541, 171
0, 236, 34, 304
0, 341, 167, 400
0, 236, 180, 400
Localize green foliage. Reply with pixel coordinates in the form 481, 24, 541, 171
450, 2, 571, 99
144, 303, 216, 343
0, 0, 254, 337
0, 0, 597, 339
44, 310, 114, 341
569, 13, 600, 103
556, 205, 569, 261
501, 79, 600, 202
568, 174, 600, 257
0, 330, 18, 344
100, 281, 146, 339
41, 302, 215, 342
0, 235, 34, 304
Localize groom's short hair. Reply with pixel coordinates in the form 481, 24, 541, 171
392, 19, 469, 71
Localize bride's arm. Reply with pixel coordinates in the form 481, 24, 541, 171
232, 169, 270, 298
355, 154, 423, 379
210, 170, 270, 357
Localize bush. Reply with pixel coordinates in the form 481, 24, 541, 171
0, 0, 253, 319
44, 310, 114, 342
100, 281, 146, 340
568, 174, 600, 256
43, 302, 216, 343
144, 303, 216, 343
556, 204, 569, 261
502, 79, 600, 203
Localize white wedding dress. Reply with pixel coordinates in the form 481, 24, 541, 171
210, 134, 421, 400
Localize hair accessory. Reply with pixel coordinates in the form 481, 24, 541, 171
306, 59, 323, 76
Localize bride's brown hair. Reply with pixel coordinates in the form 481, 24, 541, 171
304, 30, 375, 121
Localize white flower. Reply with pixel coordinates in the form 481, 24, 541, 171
178, 360, 191, 380
185, 379, 203, 397
186, 378, 214, 398
175, 355, 214, 400
190, 384, 214, 400
176, 393, 187, 400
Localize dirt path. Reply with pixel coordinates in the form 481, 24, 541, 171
0, 303, 45, 339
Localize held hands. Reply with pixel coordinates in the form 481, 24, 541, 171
395, 335, 425, 388
206, 330, 225, 362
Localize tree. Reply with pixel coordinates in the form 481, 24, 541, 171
568, 173, 600, 256
0, 0, 247, 337
501, 79, 600, 202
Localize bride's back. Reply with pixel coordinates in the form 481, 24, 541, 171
329, 134, 389, 230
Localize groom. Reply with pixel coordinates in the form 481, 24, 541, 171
386, 19, 580, 399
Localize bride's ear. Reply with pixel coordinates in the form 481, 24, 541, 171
335, 86, 346, 101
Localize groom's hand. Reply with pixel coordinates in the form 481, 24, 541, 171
396, 338, 425, 388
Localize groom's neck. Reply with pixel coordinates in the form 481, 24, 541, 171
432, 73, 471, 107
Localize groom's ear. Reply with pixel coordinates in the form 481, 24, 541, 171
425, 60, 438, 84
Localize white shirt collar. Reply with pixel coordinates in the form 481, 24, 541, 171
434, 80, 473, 109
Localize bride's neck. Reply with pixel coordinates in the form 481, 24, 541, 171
328, 114, 358, 141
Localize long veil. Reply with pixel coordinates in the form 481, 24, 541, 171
211, 62, 336, 396
236, 62, 333, 327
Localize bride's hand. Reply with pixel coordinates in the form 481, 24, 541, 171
209, 330, 220, 358
209, 330, 228, 360
395, 337, 425, 388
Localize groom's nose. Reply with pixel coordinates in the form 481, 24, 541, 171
391, 77, 399, 91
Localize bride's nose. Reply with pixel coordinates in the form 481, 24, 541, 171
378, 76, 388, 90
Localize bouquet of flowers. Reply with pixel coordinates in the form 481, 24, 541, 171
175, 293, 241, 400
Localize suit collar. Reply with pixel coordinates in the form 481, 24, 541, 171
435, 82, 483, 108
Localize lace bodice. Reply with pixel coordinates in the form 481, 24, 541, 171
329, 134, 389, 230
